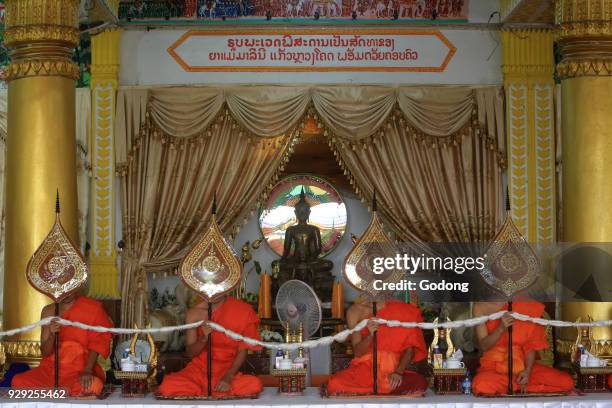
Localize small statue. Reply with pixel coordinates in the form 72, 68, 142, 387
273, 188, 334, 301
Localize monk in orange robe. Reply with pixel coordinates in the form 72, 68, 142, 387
327, 299, 428, 395
12, 294, 113, 396
158, 295, 262, 397
472, 301, 573, 395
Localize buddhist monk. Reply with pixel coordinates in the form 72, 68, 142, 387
327, 298, 428, 395
158, 295, 262, 397
472, 301, 574, 395
12, 293, 113, 396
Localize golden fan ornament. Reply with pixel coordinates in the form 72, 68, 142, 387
179, 201, 242, 302
481, 214, 539, 298
343, 194, 402, 297
26, 194, 88, 302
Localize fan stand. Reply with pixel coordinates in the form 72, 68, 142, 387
507, 301, 513, 396
208, 302, 213, 397
54, 302, 60, 389
372, 302, 378, 395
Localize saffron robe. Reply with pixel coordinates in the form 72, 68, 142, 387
327, 301, 428, 395
158, 297, 263, 397
12, 296, 113, 396
472, 302, 574, 395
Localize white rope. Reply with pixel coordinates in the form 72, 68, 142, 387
2, 312, 612, 350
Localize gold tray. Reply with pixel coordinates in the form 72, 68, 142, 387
113, 370, 150, 380
433, 367, 466, 375
576, 366, 612, 375
154, 393, 259, 400
271, 368, 308, 376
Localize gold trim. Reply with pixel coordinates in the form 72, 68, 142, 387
556, 21, 612, 39
555, 0, 612, 78
4, 25, 80, 47
2, 59, 80, 82
3, 340, 42, 366
557, 58, 612, 79
4, 0, 80, 28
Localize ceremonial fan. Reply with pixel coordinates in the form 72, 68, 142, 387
342, 192, 403, 395
26, 192, 89, 389
179, 196, 243, 398
481, 192, 539, 395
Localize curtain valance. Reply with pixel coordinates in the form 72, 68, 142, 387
115, 85, 505, 167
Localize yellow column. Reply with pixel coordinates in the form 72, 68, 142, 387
501, 29, 556, 244
2, 0, 80, 365
556, 0, 612, 354
88, 27, 122, 299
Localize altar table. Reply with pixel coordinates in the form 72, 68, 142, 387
1, 387, 611, 408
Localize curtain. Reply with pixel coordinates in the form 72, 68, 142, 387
114, 85, 506, 328
311, 86, 506, 245
115, 88, 297, 329
0, 89, 92, 309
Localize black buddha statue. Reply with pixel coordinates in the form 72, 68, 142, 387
272, 188, 335, 301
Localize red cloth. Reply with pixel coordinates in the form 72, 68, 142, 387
472, 301, 573, 395
608, 373, 612, 389
12, 296, 112, 396
327, 301, 428, 395
158, 297, 263, 397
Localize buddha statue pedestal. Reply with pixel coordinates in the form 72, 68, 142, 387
272, 188, 335, 302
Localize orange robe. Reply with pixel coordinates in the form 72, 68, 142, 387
158, 297, 263, 397
327, 301, 428, 395
12, 296, 112, 396
472, 302, 573, 395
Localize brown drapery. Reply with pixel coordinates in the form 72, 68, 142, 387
114, 85, 506, 328
316, 86, 506, 244
115, 88, 297, 328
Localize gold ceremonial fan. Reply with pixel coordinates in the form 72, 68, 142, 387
481, 211, 539, 298
26, 193, 88, 302
179, 197, 242, 302
480, 192, 539, 396
343, 193, 402, 297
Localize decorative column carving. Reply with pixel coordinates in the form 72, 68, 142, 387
2, 0, 81, 365
556, 0, 612, 358
88, 27, 122, 299
501, 29, 556, 244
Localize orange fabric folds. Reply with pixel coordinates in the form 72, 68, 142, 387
327, 301, 428, 395
473, 301, 573, 395
158, 297, 263, 397
12, 296, 112, 396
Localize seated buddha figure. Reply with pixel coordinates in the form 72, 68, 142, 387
273, 188, 334, 301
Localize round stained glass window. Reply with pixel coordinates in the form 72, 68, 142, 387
259, 175, 347, 257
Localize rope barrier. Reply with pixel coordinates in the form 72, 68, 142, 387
2, 311, 612, 350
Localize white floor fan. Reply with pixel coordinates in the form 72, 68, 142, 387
274, 279, 323, 386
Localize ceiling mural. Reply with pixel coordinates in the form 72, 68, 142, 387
118, 0, 468, 22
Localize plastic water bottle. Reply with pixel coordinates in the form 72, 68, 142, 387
275, 349, 284, 369
462, 371, 472, 395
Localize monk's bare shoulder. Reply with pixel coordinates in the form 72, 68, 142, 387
473, 302, 504, 317
346, 303, 369, 328
41, 303, 55, 318
185, 305, 208, 323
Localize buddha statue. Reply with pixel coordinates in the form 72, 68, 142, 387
272, 188, 335, 301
